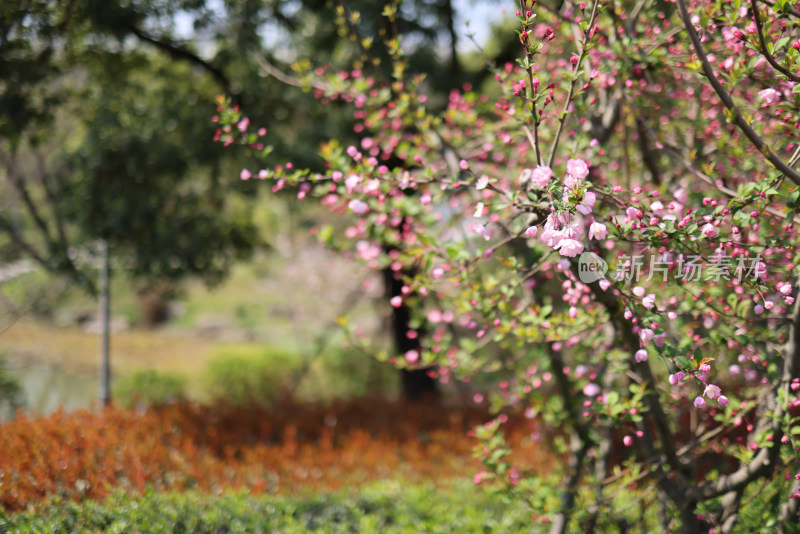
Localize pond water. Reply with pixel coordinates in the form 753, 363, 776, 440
2, 363, 98, 418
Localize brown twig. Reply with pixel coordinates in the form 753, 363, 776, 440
675, 0, 800, 186
749, 0, 800, 82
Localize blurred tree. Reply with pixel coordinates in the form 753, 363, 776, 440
0, 0, 262, 404
0, 0, 515, 402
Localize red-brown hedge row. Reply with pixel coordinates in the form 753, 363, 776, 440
0, 398, 551, 512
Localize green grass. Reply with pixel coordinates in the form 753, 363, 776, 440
3, 481, 535, 533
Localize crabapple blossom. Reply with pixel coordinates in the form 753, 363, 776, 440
669, 372, 686, 385
566, 158, 589, 182
576, 191, 596, 215
704, 384, 721, 400
530, 165, 553, 188
588, 221, 607, 240
639, 329, 655, 346
348, 199, 369, 214
758, 88, 780, 105
554, 238, 584, 257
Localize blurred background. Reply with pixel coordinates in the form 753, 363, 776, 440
0, 0, 523, 417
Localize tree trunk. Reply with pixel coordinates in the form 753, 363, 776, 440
99, 239, 111, 407
382, 267, 437, 401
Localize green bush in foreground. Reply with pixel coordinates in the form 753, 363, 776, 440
2, 481, 533, 533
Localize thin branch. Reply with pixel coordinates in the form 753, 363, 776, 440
334, 0, 393, 89
251, 52, 326, 90
750, 0, 800, 82
632, 103, 798, 223
757, 0, 800, 20
1, 151, 55, 251
520, 0, 542, 165
33, 151, 70, 257
127, 25, 232, 93
0, 217, 51, 269
675, 0, 800, 186
691, 279, 800, 501
547, 0, 600, 167
574, 261, 685, 504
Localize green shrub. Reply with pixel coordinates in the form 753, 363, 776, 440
295, 348, 399, 401
202, 345, 300, 407
2, 480, 535, 533
114, 370, 187, 407
0, 352, 23, 418
203, 344, 400, 405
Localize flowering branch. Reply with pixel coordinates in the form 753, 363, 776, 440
546, 0, 600, 167
750, 0, 800, 83
675, 0, 800, 186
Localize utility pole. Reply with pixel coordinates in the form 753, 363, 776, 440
99, 239, 111, 407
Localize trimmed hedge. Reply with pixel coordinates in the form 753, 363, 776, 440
3, 482, 534, 533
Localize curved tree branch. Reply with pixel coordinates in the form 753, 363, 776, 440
691, 279, 800, 501
750, 0, 800, 83
127, 25, 233, 94
675, 0, 800, 186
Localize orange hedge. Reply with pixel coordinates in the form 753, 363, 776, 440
0, 398, 552, 512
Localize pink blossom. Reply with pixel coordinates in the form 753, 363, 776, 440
718, 395, 730, 406
348, 199, 369, 215
583, 383, 601, 397
650, 200, 664, 216
589, 221, 607, 240
693, 396, 707, 409
345, 174, 362, 193
623, 435, 633, 447
530, 165, 554, 188
704, 384, 722, 400
554, 238, 584, 257
635, 349, 648, 363
701, 223, 717, 238
576, 191, 596, 215
524, 226, 538, 238
758, 88, 780, 105
472, 223, 491, 241
405, 350, 419, 363
566, 158, 590, 181
390, 296, 402, 308
240, 169, 251, 180
669, 371, 685, 385
640, 328, 654, 346
642, 294, 656, 310
632, 286, 645, 298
